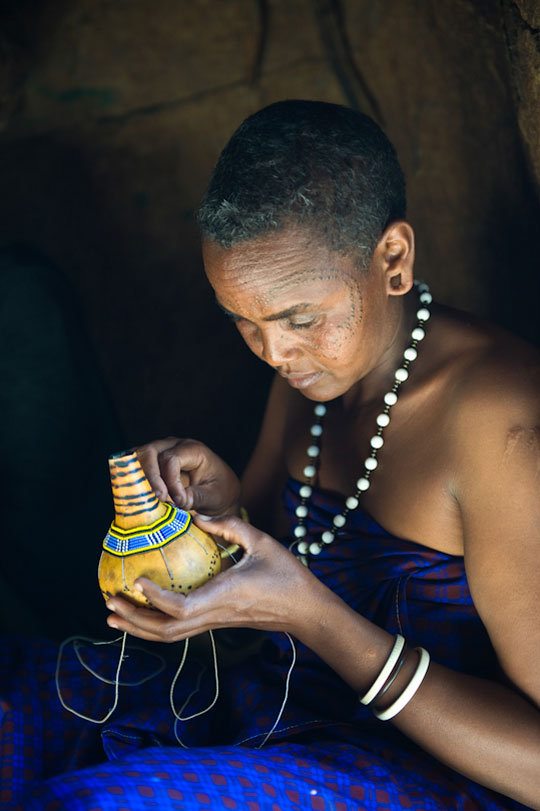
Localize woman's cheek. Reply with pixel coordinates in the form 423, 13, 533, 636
311, 325, 350, 361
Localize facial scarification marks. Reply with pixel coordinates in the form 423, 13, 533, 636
316, 274, 363, 361
342, 274, 364, 330
504, 425, 540, 478
316, 270, 341, 282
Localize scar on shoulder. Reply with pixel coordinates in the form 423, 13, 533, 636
504, 425, 540, 474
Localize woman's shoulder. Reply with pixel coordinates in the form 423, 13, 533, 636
428, 305, 540, 479
429, 303, 540, 417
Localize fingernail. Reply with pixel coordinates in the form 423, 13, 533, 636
108, 620, 118, 629
133, 582, 143, 592
197, 514, 214, 521
106, 602, 115, 611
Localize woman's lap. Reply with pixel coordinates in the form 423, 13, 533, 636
17, 740, 468, 811
1, 638, 523, 810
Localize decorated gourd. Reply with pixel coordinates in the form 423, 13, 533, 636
98, 449, 222, 608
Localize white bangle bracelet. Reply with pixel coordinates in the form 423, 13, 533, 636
373, 646, 430, 721
359, 634, 405, 706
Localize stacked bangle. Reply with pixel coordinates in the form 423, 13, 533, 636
359, 635, 405, 706
359, 635, 431, 721
376, 645, 409, 701
373, 647, 431, 721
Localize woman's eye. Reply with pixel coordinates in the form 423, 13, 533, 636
287, 317, 317, 330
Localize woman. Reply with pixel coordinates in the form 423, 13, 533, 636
5, 100, 540, 809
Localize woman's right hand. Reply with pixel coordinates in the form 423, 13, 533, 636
136, 436, 241, 517
105, 514, 332, 643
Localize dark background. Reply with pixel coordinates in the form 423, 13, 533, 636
1, 0, 539, 470
0, 1, 539, 636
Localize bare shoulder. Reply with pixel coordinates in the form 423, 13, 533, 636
432, 305, 540, 445
436, 309, 540, 703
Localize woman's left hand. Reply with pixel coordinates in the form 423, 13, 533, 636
105, 515, 330, 643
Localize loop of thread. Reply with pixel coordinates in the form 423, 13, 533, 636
56, 633, 127, 724
72, 636, 166, 686
257, 632, 296, 749
56, 538, 296, 747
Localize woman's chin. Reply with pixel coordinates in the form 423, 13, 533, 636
294, 375, 343, 403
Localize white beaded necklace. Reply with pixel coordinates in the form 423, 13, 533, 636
291, 281, 432, 565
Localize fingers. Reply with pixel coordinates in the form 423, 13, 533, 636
187, 484, 231, 515
136, 437, 242, 516
194, 513, 261, 553
136, 437, 182, 502
159, 442, 239, 514
137, 438, 207, 508
158, 448, 188, 506
106, 586, 190, 642
105, 577, 229, 642
107, 615, 168, 643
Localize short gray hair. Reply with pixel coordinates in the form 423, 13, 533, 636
198, 100, 406, 270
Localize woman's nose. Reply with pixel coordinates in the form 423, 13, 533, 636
239, 322, 298, 366
259, 325, 299, 366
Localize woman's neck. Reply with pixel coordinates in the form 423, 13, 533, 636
341, 290, 417, 412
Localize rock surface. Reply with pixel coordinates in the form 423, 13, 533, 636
0, 0, 538, 457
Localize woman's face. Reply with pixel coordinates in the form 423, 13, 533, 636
203, 227, 402, 403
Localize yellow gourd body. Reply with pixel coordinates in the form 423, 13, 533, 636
98, 450, 221, 608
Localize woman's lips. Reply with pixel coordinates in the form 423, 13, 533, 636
281, 371, 323, 389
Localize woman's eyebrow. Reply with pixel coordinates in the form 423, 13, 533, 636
214, 297, 312, 321
263, 304, 312, 322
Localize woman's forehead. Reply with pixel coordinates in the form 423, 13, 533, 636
202, 230, 360, 306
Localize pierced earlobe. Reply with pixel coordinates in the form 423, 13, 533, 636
387, 270, 413, 296
378, 221, 415, 296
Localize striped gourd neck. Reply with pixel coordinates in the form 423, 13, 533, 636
108, 450, 168, 530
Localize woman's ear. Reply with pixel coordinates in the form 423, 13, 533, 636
375, 221, 415, 296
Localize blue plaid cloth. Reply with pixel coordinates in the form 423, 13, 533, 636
0, 477, 530, 809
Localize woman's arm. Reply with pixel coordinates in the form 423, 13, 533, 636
302, 378, 540, 808
299, 581, 540, 810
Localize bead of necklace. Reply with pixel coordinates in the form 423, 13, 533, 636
291, 282, 432, 565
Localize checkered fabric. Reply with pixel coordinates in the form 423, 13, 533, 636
0, 477, 529, 810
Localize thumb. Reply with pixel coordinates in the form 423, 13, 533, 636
193, 513, 259, 553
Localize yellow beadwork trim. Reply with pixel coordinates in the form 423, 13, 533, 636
109, 503, 189, 539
